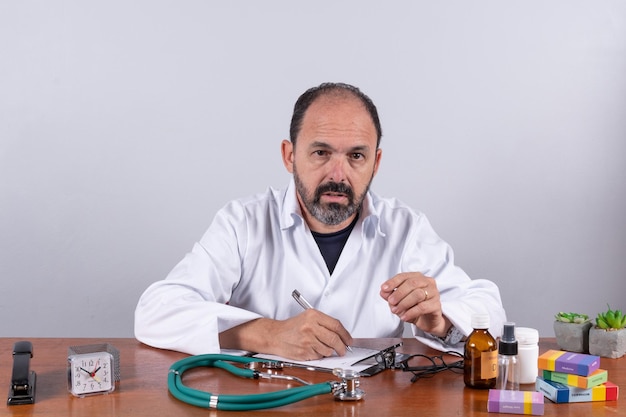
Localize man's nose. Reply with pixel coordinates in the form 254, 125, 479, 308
327, 156, 347, 182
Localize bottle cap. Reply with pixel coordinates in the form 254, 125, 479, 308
515, 327, 539, 345
471, 313, 490, 329
499, 322, 518, 355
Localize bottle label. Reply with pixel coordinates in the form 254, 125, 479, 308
481, 350, 498, 379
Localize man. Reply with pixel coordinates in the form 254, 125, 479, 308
134, 82, 506, 360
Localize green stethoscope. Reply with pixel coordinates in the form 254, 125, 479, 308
168, 354, 364, 411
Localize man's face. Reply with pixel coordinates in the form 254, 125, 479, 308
282, 94, 382, 233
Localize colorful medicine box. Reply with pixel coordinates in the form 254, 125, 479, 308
535, 377, 619, 403
537, 349, 600, 377
542, 369, 608, 389
487, 390, 544, 415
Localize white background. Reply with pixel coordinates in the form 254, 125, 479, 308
1, 1, 625, 339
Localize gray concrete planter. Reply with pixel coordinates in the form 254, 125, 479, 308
553, 320, 592, 353
589, 327, 626, 359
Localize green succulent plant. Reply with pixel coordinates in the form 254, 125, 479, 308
554, 312, 589, 324
595, 305, 626, 330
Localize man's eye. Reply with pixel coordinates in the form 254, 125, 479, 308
314, 150, 328, 156
351, 153, 364, 160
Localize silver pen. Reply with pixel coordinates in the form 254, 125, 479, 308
291, 289, 353, 352
292, 289, 314, 310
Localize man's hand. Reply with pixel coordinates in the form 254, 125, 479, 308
219, 309, 353, 361
380, 272, 449, 337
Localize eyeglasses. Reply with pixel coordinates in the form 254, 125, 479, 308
399, 351, 464, 383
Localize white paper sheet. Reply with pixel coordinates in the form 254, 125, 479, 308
253, 346, 383, 373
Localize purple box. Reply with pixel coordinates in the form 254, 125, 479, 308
488, 390, 545, 415
537, 350, 600, 377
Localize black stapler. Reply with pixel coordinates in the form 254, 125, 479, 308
7, 341, 36, 405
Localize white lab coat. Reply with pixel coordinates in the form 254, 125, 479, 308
135, 179, 506, 355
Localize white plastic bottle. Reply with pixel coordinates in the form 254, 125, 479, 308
515, 327, 539, 384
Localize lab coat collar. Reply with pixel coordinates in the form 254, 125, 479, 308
279, 178, 384, 238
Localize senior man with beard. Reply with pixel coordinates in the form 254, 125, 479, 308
134, 82, 506, 360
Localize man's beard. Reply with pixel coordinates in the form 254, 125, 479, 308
293, 169, 370, 226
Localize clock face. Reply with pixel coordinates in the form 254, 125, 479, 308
68, 352, 115, 396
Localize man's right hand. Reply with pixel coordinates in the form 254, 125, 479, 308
219, 309, 353, 361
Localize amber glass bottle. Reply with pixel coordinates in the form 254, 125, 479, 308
464, 313, 498, 389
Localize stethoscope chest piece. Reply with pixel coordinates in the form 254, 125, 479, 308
332, 368, 365, 401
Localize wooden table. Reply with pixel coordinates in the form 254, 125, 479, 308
1, 338, 623, 416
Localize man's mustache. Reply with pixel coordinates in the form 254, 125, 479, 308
314, 182, 354, 202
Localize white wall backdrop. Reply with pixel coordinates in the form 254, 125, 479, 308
1, 1, 625, 339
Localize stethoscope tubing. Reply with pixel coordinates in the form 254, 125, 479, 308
168, 354, 333, 410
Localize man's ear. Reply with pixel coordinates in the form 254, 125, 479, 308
281, 139, 294, 173
372, 148, 382, 176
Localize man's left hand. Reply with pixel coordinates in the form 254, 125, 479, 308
380, 272, 449, 337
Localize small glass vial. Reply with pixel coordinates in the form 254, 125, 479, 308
515, 327, 539, 384
496, 322, 520, 391
464, 313, 498, 389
